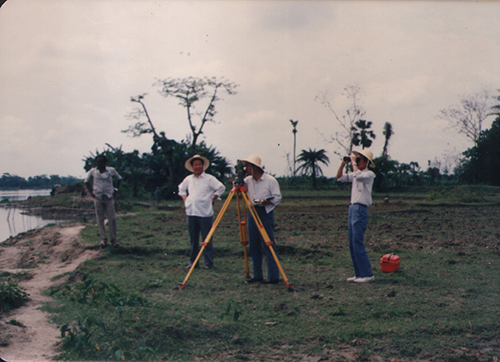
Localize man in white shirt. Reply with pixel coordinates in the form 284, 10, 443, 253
241, 155, 282, 284
178, 155, 226, 269
336, 149, 376, 283
85, 155, 122, 247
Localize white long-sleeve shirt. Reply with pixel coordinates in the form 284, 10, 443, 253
338, 169, 375, 207
244, 173, 282, 213
178, 172, 226, 217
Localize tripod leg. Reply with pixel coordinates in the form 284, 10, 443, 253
179, 190, 236, 289
241, 191, 293, 289
236, 193, 250, 278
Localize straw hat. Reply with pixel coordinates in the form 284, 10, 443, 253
352, 149, 375, 168
185, 154, 210, 172
240, 155, 264, 172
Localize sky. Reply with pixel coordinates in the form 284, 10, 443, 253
1, 0, 499, 179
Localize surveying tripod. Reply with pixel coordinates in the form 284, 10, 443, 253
179, 184, 292, 289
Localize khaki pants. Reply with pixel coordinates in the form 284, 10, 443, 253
94, 196, 117, 244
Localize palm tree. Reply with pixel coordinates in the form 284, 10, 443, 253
382, 122, 394, 156
290, 120, 299, 177
352, 120, 376, 149
296, 148, 330, 189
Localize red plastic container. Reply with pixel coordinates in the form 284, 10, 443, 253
380, 253, 401, 273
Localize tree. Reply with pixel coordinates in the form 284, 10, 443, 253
155, 76, 238, 153
458, 116, 500, 186
437, 89, 496, 146
296, 148, 330, 190
352, 120, 376, 149
290, 120, 299, 177
123, 94, 174, 157
315, 84, 365, 157
382, 122, 394, 156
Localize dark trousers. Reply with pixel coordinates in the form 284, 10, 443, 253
187, 216, 214, 268
247, 208, 279, 281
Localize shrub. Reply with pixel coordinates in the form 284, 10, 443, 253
0, 281, 29, 313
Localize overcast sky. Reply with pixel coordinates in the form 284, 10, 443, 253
1, 0, 499, 179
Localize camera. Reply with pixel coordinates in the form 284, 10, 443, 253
234, 160, 246, 186
343, 156, 351, 163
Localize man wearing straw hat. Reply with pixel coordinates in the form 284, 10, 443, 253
178, 155, 226, 269
241, 155, 282, 284
336, 149, 376, 283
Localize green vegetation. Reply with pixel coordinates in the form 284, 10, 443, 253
37, 186, 500, 361
0, 281, 29, 313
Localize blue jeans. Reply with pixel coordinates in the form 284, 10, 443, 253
248, 208, 279, 281
187, 216, 213, 268
348, 204, 373, 278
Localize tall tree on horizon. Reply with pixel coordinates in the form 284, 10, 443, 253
155, 76, 238, 154
296, 148, 330, 190
437, 88, 495, 146
382, 122, 394, 156
290, 119, 299, 177
315, 84, 365, 157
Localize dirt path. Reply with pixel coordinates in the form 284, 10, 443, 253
0, 224, 101, 362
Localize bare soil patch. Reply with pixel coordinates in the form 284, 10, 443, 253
0, 224, 100, 362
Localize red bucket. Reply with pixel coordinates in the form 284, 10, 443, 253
380, 253, 401, 273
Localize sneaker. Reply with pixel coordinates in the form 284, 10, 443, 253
353, 276, 375, 283
346, 276, 358, 282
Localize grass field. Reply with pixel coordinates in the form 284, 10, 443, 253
38, 186, 500, 361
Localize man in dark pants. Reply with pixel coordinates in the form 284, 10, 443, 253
242, 155, 282, 284
178, 155, 225, 269
336, 149, 376, 283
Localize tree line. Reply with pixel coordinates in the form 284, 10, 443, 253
82, 80, 499, 198
11, 78, 495, 197
0, 173, 80, 189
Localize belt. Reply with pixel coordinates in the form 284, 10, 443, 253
351, 203, 367, 208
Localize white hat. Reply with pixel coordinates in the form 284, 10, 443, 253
353, 149, 375, 168
185, 154, 210, 172
240, 155, 264, 171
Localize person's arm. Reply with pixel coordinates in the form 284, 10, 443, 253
84, 171, 96, 198
178, 177, 189, 202
336, 159, 349, 180
260, 177, 281, 206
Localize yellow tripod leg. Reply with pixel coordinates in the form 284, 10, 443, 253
236, 192, 250, 278
241, 191, 293, 289
179, 190, 236, 288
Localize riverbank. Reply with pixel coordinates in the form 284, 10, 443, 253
0, 224, 101, 361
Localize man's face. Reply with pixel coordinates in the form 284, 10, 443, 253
192, 159, 204, 176
357, 157, 368, 171
245, 163, 253, 176
96, 157, 106, 170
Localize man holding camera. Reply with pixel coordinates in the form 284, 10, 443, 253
178, 155, 226, 270
241, 155, 282, 284
336, 149, 376, 283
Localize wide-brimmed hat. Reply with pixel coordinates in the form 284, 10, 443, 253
185, 154, 210, 172
352, 149, 375, 168
240, 155, 264, 172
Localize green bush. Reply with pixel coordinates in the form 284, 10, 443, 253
0, 281, 29, 313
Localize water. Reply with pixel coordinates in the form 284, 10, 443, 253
0, 189, 60, 242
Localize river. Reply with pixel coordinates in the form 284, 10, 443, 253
0, 189, 61, 243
